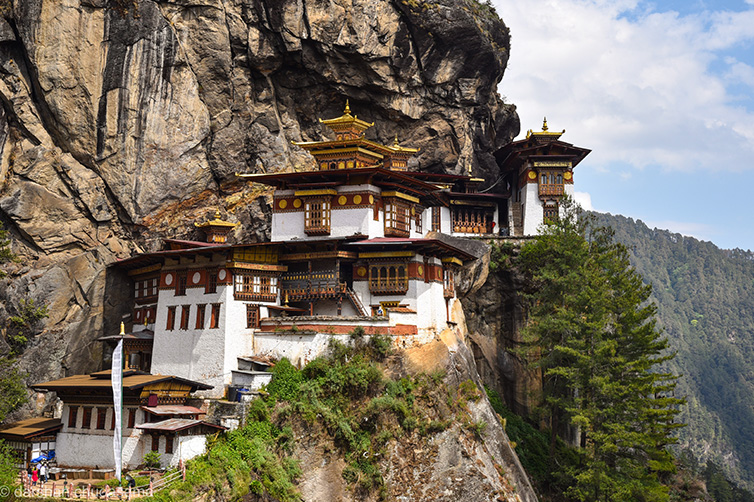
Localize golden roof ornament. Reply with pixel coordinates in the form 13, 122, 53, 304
195, 210, 237, 229
120, 322, 125, 336
318, 100, 374, 138
526, 116, 565, 140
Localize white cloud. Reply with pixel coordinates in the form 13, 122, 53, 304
573, 191, 595, 210
493, 0, 754, 172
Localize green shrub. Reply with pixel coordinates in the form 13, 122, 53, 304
144, 450, 161, 469
247, 397, 270, 423
370, 334, 393, 359
250, 479, 264, 494
350, 326, 366, 339
267, 358, 303, 401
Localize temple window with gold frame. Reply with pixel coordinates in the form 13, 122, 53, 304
451, 207, 493, 234
539, 171, 565, 196
369, 262, 409, 294
234, 272, 278, 302
384, 199, 411, 237
543, 201, 559, 223
304, 198, 331, 236
431, 206, 441, 232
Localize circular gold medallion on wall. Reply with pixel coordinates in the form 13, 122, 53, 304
369, 195, 374, 204
353, 195, 362, 204
564, 172, 572, 180
279, 199, 287, 209
357, 267, 367, 277
338, 195, 347, 205
293, 199, 302, 208
528, 171, 537, 180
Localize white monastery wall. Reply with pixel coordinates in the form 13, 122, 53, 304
151, 283, 231, 398
253, 332, 354, 367
522, 182, 543, 236
166, 436, 207, 468
57, 404, 147, 469
440, 207, 452, 234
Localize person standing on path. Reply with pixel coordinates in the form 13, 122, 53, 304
39, 462, 47, 483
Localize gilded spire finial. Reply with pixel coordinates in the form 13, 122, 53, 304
214, 209, 221, 220
344, 99, 351, 116
394, 134, 399, 147
120, 322, 125, 336
542, 117, 549, 132
467, 163, 472, 175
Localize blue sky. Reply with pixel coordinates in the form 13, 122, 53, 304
492, 0, 754, 251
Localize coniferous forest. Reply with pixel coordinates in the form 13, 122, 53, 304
593, 212, 754, 492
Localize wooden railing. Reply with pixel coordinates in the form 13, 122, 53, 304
369, 277, 409, 294
539, 184, 564, 196
280, 270, 343, 299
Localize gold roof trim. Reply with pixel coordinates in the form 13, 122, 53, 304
381, 191, 421, 204
319, 100, 375, 131
195, 210, 238, 228
526, 117, 566, 139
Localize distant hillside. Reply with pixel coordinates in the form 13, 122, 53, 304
594, 212, 754, 490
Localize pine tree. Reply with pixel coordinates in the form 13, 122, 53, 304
516, 198, 685, 502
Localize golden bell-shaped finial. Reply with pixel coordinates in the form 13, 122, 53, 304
542, 117, 549, 132
394, 134, 400, 147
344, 99, 351, 116
214, 209, 221, 220
120, 322, 125, 336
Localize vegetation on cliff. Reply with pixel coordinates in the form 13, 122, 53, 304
492, 199, 685, 501
147, 332, 504, 501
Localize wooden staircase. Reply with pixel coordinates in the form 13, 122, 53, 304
345, 287, 369, 316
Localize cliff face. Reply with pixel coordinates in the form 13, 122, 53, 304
0, 0, 532, 496
0, 0, 519, 405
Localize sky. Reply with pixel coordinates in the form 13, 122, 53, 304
491, 0, 754, 251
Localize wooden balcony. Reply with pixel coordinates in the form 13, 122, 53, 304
234, 291, 277, 302
369, 278, 409, 295
304, 224, 331, 236
539, 184, 564, 196
280, 270, 344, 300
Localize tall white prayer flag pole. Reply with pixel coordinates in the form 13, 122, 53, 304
112, 322, 124, 481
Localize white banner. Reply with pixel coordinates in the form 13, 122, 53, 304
112, 339, 123, 481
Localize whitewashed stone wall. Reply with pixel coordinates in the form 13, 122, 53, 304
521, 182, 543, 236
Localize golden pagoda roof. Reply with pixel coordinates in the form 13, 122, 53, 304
526, 117, 565, 140
318, 100, 374, 135
194, 210, 238, 229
